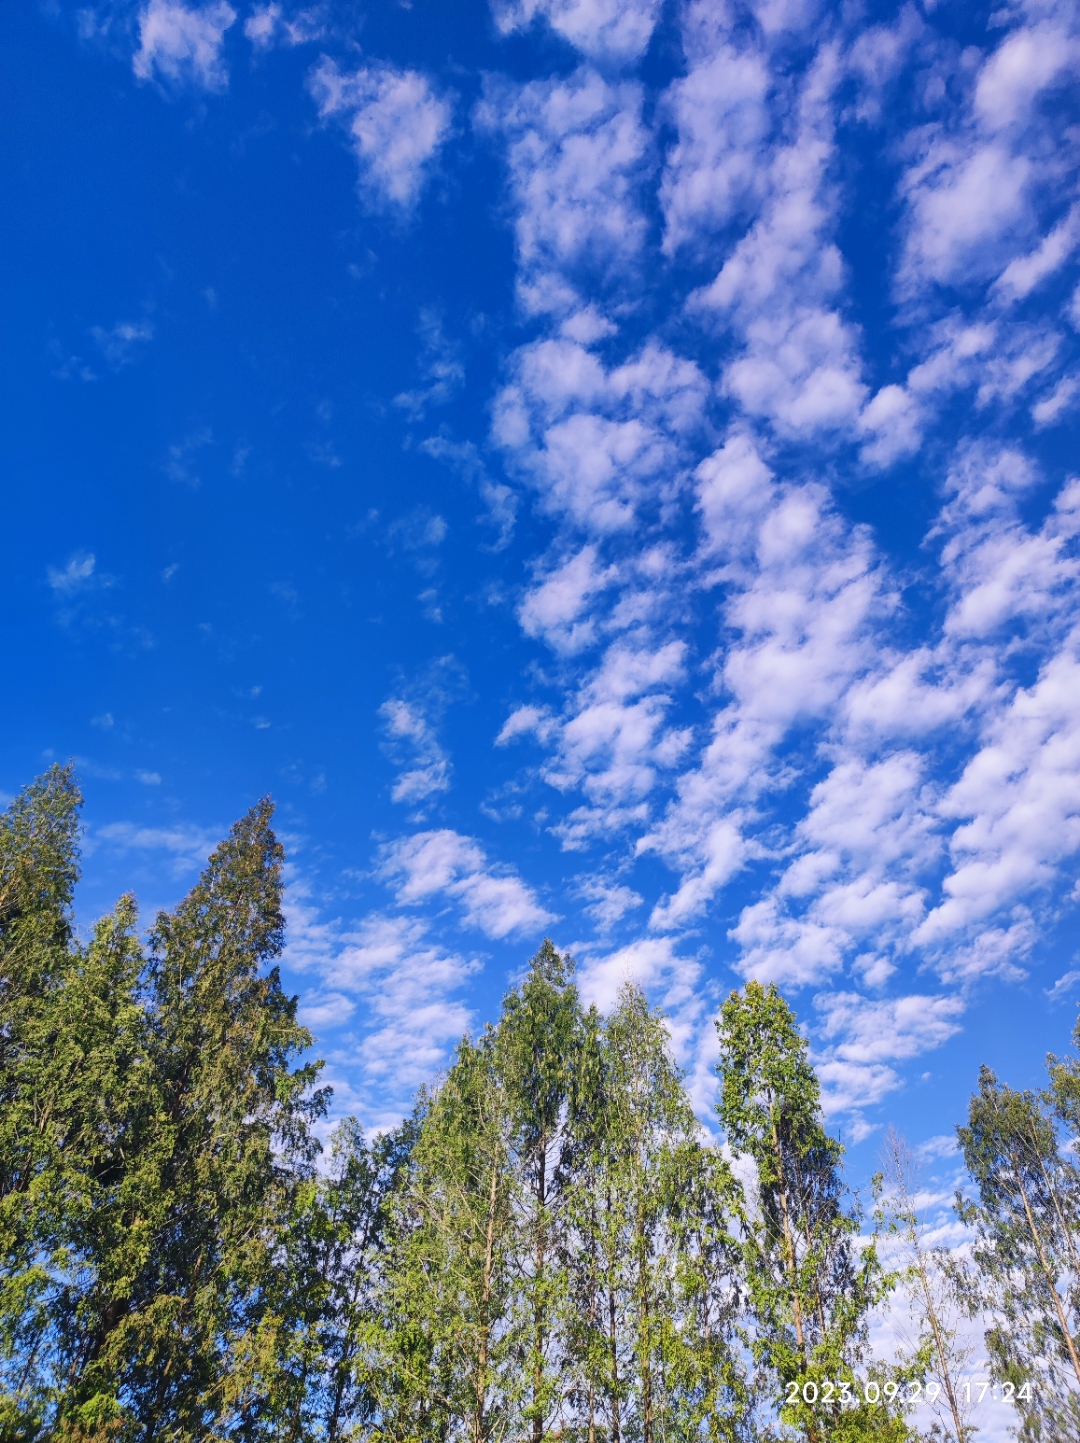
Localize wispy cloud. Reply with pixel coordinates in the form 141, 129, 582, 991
378, 829, 555, 940
308, 57, 453, 210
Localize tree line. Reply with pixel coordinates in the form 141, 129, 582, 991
1, 767, 1079, 1442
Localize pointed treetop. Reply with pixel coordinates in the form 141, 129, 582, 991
526, 937, 575, 988
0, 761, 82, 950
150, 796, 285, 973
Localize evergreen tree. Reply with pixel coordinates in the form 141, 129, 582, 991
0, 763, 83, 1220
956, 1066, 1080, 1442
57, 800, 325, 1441
0, 764, 134, 1438
716, 981, 908, 1443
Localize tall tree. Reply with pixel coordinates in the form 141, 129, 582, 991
0, 763, 83, 1211
716, 981, 909, 1443
956, 1065, 1080, 1442
375, 1038, 516, 1443
495, 940, 582, 1443
57, 800, 325, 1442
565, 985, 748, 1443
254, 1114, 416, 1443
874, 1127, 974, 1443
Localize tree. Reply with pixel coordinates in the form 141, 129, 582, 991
255, 1114, 416, 1443
565, 984, 748, 1443
0, 766, 149, 1440
956, 1065, 1080, 1442
716, 981, 909, 1443
375, 1038, 516, 1443
56, 799, 325, 1441
874, 1128, 974, 1443
495, 940, 583, 1442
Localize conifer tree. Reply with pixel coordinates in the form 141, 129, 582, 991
956, 1065, 1080, 1441
0, 763, 83, 1211
716, 981, 909, 1443
0, 764, 106, 1435
58, 800, 325, 1441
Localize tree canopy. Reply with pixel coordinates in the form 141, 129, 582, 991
0, 768, 1075, 1443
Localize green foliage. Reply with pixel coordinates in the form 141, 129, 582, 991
956, 1063, 1080, 1442
0, 775, 327, 1443
373, 1040, 516, 1442
496, 939, 583, 1442
6, 767, 1080, 1443
575, 984, 748, 1443
716, 981, 911, 1443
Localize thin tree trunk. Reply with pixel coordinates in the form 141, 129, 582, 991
638, 1237, 654, 1443
911, 1234, 967, 1443
474, 1154, 501, 1443
771, 1122, 805, 1356
533, 1139, 547, 1443
1012, 1165, 1080, 1389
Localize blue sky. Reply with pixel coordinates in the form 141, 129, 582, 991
4, 0, 1080, 1160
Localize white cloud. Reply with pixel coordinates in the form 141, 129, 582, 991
418, 437, 519, 551
659, 30, 770, 255
379, 699, 451, 804
691, 46, 869, 438
491, 0, 664, 64
993, 201, 1080, 304
493, 336, 708, 532
133, 0, 237, 91
936, 445, 1079, 642
243, 1, 324, 50
47, 552, 102, 594
814, 990, 964, 1064
475, 68, 649, 316
91, 820, 219, 874
917, 634, 1080, 945
897, 8, 1080, 295
899, 137, 1033, 291
845, 4, 923, 124
972, 20, 1079, 132
91, 320, 154, 367
541, 638, 688, 807
379, 829, 556, 939
394, 308, 464, 419
284, 894, 480, 1121
645, 436, 892, 926
577, 875, 643, 930
1032, 373, 1080, 428
309, 57, 452, 209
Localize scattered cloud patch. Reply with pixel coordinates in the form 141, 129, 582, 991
309, 57, 452, 210
133, 0, 237, 91
379, 829, 556, 940
491, 0, 664, 64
